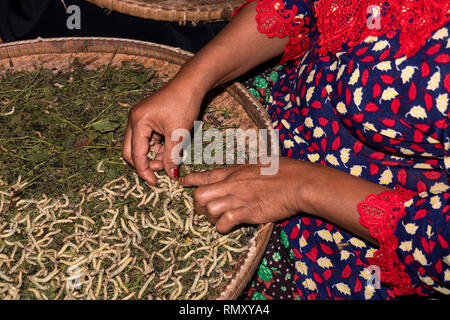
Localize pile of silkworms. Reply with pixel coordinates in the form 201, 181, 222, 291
0, 171, 253, 300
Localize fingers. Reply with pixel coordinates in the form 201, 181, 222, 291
193, 182, 250, 233
149, 143, 164, 172
131, 122, 157, 185
193, 183, 234, 215
163, 134, 181, 179
216, 207, 248, 234
194, 190, 247, 232
203, 195, 240, 225
122, 120, 134, 167
123, 119, 165, 183
182, 166, 237, 187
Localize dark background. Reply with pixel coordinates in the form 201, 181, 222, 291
0, 0, 278, 84
0, 0, 228, 52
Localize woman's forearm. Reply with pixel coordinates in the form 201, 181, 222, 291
167, 2, 288, 98
298, 162, 392, 245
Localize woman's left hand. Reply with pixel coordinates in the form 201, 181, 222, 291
181, 157, 307, 233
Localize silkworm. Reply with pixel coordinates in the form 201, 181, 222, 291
151, 189, 160, 207
198, 259, 207, 277
120, 218, 133, 236
178, 249, 196, 261
169, 276, 183, 300
9, 250, 25, 273
131, 238, 149, 259
64, 256, 88, 269
87, 243, 108, 262
104, 176, 127, 189
102, 281, 108, 300
206, 256, 218, 277
27, 288, 43, 299
122, 291, 135, 300
30, 278, 49, 291
216, 253, 228, 270
168, 209, 182, 227
158, 239, 175, 254
123, 184, 137, 199
141, 259, 153, 275
189, 219, 207, 239
0, 227, 16, 239
170, 188, 183, 200
147, 222, 171, 233
116, 276, 128, 294
211, 272, 224, 289
101, 209, 119, 230
128, 221, 142, 243
155, 251, 172, 262
94, 271, 104, 297
0, 194, 5, 214
143, 192, 155, 206
96, 161, 105, 173
193, 279, 208, 300
137, 193, 147, 208
108, 279, 119, 300
0, 270, 13, 282
0, 253, 11, 262
154, 275, 170, 289
31, 268, 59, 283
174, 262, 196, 275
109, 256, 132, 277
162, 199, 172, 229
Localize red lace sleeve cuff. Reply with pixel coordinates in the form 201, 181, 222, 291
357, 187, 420, 296
233, 0, 311, 64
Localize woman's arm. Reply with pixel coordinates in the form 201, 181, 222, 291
122, 2, 289, 185
181, 158, 390, 245
172, 2, 289, 97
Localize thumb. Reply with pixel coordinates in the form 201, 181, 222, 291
164, 131, 186, 179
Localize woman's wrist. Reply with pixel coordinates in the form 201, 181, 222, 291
291, 159, 388, 244
291, 161, 323, 216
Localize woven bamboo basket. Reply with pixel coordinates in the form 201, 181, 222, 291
83, 0, 243, 23
0, 37, 273, 300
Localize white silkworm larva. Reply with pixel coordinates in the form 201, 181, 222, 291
109, 257, 133, 277
174, 262, 196, 275
193, 280, 208, 300
169, 276, 183, 300
96, 161, 105, 173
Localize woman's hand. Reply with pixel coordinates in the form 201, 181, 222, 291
122, 1, 288, 185
122, 83, 201, 185
182, 157, 387, 244
181, 158, 306, 233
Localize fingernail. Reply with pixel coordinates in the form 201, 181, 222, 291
170, 168, 179, 179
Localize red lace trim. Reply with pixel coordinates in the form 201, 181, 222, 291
233, 0, 310, 64
357, 187, 421, 296
316, 0, 450, 57
234, 0, 450, 62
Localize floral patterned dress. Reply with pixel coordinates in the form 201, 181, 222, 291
236, 0, 450, 300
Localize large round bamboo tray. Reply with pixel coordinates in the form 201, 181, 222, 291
83, 0, 243, 23
0, 37, 274, 300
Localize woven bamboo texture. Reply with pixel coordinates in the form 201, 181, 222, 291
83, 0, 243, 22
0, 37, 274, 300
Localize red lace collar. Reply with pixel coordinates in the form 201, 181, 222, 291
234, 0, 450, 62
316, 0, 450, 57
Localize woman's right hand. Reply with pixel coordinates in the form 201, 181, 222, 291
123, 0, 287, 186
122, 82, 202, 185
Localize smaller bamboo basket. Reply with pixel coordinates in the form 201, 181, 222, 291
0, 37, 274, 300
83, 0, 243, 23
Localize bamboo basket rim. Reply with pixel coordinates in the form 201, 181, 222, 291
83, 0, 243, 22
0, 36, 274, 300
